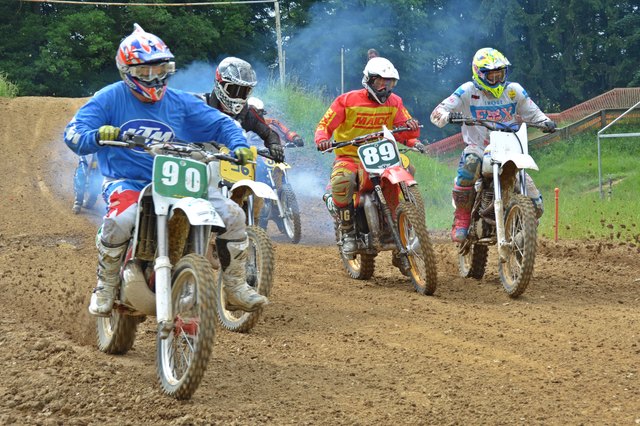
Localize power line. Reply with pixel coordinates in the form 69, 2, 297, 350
21, 0, 274, 6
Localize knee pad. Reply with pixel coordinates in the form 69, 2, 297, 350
330, 167, 356, 207
456, 153, 481, 187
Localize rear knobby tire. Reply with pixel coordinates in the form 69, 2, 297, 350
215, 225, 274, 333
458, 244, 489, 279
498, 194, 537, 298
396, 201, 437, 295
335, 223, 375, 280
156, 254, 216, 400
279, 184, 302, 244
96, 311, 141, 355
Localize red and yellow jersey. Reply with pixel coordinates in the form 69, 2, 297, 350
315, 89, 419, 157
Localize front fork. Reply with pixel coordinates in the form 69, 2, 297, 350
267, 168, 287, 221
372, 179, 412, 273
154, 214, 173, 339
494, 165, 527, 263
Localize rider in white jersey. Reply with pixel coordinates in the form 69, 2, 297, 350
430, 47, 556, 243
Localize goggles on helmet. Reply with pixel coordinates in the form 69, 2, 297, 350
221, 82, 253, 100
371, 77, 397, 91
128, 61, 176, 83
484, 68, 506, 85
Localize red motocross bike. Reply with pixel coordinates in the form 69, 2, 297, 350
323, 126, 437, 295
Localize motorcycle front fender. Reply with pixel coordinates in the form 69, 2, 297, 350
380, 165, 416, 186
230, 179, 278, 201
169, 197, 225, 227
501, 154, 539, 172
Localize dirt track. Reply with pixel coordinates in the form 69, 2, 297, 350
0, 96, 639, 425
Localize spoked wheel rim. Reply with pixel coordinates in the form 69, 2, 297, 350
398, 212, 427, 287
502, 203, 526, 286
159, 268, 200, 387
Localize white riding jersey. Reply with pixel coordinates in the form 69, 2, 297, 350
430, 81, 549, 148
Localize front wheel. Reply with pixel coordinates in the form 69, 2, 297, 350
396, 201, 437, 295
215, 225, 274, 333
278, 184, 302, 244
156, 254, 217, 400
498, 194, 537, 298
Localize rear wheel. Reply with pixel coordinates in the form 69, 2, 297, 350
458, 244, 488, 279
96, 311, 141, 355
396, 201, 437, 295
335, 223, 375, 280
156, 254, 216, 400
498, 194, 537, 298
215, 225, 274, 333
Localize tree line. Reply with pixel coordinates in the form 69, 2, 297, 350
2, 0, 638, 140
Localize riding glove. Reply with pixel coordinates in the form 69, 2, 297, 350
317, 139, 332, 152
268, 143, 285, 162
234, 147, 254, 165
96, 125, 120, 144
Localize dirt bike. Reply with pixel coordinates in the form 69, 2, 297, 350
255, 147, 302, 244
449, 116, 551, 298
323, 126, 438, 295
73, 153, 102, 213
207, 145, 277, 333
95, 132, 238, 399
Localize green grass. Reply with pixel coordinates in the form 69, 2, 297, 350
259, 81, 640, 242
0, 73, 18, 97
531, 124, 640, 243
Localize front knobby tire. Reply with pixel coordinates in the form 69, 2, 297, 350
96, 311, 141, 355
396, 201, 437, 295
498, 194, 537, 298
279, 184, 302, 244
459, 244, 489, 279
335, 223, 375, 280
157, 254, 217, 400
215, 225, 274, 333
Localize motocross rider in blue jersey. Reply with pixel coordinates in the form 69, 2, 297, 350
64, 24, 268, 316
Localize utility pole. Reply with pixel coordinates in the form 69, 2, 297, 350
274, 1, 284, 85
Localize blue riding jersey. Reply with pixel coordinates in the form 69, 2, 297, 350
64, 81, 247, 182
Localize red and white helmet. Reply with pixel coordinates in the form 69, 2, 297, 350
116, 24, 175, 102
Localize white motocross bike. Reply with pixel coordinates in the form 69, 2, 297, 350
96, 132, 240, 399
450, 116, 553, 297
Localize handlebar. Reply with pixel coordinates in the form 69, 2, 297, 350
322, 125, 422, 152
99, 131, 241, 164
449, 116, 555, 133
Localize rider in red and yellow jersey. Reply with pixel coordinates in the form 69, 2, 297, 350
315, 57, 424, 256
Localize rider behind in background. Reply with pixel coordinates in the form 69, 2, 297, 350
72, 154, 101, 214
315, 57, 424, 256
248, 97, 304, 148
430, 47, 556, 243
64, 24, 267, 316
199, 57, 285, 162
